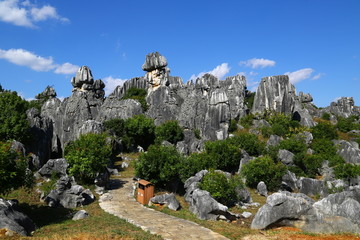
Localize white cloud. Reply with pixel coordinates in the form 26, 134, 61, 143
312, 73, 322, 80
55, 62, 79, 74
284, 68, 314, 84
240, 58, 276, 69
0, 48, 79, 75
0, 48, 55, 71
189, 63, 230, 81
103, 76, 127, 96
0, 0, 68, 28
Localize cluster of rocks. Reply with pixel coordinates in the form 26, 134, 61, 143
251, 187, 360, 234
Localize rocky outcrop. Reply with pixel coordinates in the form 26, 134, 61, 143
37, 158, 68, 178
252, 188, 360, 234
150, 193, 180, 211
252, 75, 315, 127
96, 99, 143, 122
0, 198, 36, 236
329, 97, 360, 118
334, 140, 360, 164
44, 176, 94, 208
298, 177, 328, 198
278, 149, 294, 166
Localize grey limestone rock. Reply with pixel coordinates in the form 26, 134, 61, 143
329, 97, 359, 118
299, 91, 313, 103
38, 158, 68, 178
278, 149, 295, 166
296, 131, 313, 145
238, 150, 254, 174
36, 86, 57, 99
150, 193, 180, 211
72, 210, 89, 221
77, 120, 104, 137
96, 98, 143, 122
334, 140, 360, 164
236, 188, 252, 203
44, 176, 94, 208
142, 52, 168, 71
297, 177, 328, 198
281, 170, 298, 192
267, 135, 282, 147
0, 198, 36, 236
257, 181, 268, 197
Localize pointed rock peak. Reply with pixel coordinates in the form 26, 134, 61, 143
142, 52, 168, 71
36, 85, 57, 99
72, 66, 94, 86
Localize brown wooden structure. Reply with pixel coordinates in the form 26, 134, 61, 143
137, 179, 154, 205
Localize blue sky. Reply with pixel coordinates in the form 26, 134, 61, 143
0, 0, 359, 107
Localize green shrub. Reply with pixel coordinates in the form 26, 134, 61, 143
311, 122, 338, 140
64, 133, 112, 183
204, 139, 242, 172
200, 170, 244, 206
179, 153, 215, 182
228, 119, 238, 133
0, 91, 31, 143
241, 156, 286, 191
155, 120, 184, 144
39, 172, 59, 196
135, 145, 183, 188
301, 154, 323, 178
239, 114, 254, 129
336, 116, 360, 133
245, 92, 256, 110
321, 112, 331, 121
194, 129, 201, 139
0, 141, 33, 194
278, 137, 307, 155
267, 113, 300, 137
334, 164, 360, 180
123, 115, 156, 150
228, 133, 265, 156
103, 118, 125, 137
122, 88, 148, 111
260, 126, 273, 138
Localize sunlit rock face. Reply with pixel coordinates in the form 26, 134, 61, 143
142, 52, 170, 91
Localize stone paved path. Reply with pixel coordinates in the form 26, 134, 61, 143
99, 178, 229, 240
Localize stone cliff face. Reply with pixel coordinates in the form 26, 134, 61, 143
27, 52, 359, 166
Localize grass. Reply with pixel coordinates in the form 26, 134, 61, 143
1, 183, 161, 240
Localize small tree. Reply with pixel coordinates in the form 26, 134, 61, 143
227, 132, 265, 156
0, 141, 32, 194
135, 145, 183, 188
124, 115, 156, 150
205, 140, 242, 172
242, 156, 286, 191
64, 133, 112, 183
311, 121, 338, 140
103, 118, 125, 137
155, 120, 184, 144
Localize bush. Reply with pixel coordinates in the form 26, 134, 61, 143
311, 122, 338, 140
336, 116, 360, 133
242, 156, 286, 191
135, 145, 183, 188
103, 118, 125, 137
123, 115, 156, 150
278, 137, 307, 155
267, 113, 300, 137
122, 88, 148, 111
228, 119, 238, 133
64, 133, 112, 183
200, 170, 244, 206
0, 141, 33, 194
0, 91, 31, 143
228, 133, 265, 156
155, 120, 184, 144
239, 114, 254, 129
204, 139, 242, 173
179, 153, 215, 182
321, 112, 331, 121
334, 164, 360, 180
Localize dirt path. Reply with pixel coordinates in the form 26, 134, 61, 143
99, 178, 229, 240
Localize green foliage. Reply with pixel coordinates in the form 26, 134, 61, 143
39, 172, 59, 196
278, 137, 307, 155
155, 120, 184, 144
0, 91, 31, 143
122, 87, 148, 111
321, 112, 331, 121
178, 153, 214, 182
64, 133, 112, 183
204, 139, 242, 172
241, 155, 286, 191
199, 170, 244, 206
228, 119, 238, 133
245, 92, 256, 110
123, 115, 156, 150
267, 113, 301, 137
0, 141, 33, 194
334, 164, 360, 180
103, 118, 125, 137
311, 121, 338, 140
194, 129, 201, 139
228, 132, 265, 156
135, 145, 183, 187
336, 116, 360, 133
239, 114, 254, 129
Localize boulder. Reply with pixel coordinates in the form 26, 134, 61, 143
295, 131, 313, 145
299, 92, 313, 103
150, 193, 180, 211
44, 176, 94, 208
267, 135, 282, 147
257, 181, 268, 197
281, 170, 298, 192
0, 198, 36, 236
238, 150, 254, 174
37, 158, 68, 178
235, 188, 252, 203
72, 210, 89, 221
297, 177, 328, 198
334, 140, 360, 164
278, 149, 294, 166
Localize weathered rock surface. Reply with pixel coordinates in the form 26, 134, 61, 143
334, 140, 360, 164
72, 210, 89, 221
150, 193, 180, 211
0, 198, 36, 236
297, 177, 328, 198
328, 97, 360, 118
257, 181, 268, 197
37, 158, 68, 178
252, 189, 360, 233
278, 149, 294, 166
267, 135, 282, 147
44, 176, 94, 208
